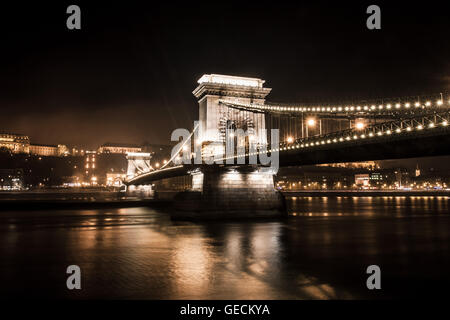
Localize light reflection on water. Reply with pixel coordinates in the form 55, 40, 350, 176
0, 196, 449, 299
288, 196, 450, 217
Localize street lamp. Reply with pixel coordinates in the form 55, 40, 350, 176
306, 118, 316, 138
355, 121, 365, 130
307, 118, 316, 126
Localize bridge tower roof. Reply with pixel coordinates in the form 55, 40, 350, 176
193, 74, 271, 100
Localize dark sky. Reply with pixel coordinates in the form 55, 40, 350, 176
0, 1, 449, 148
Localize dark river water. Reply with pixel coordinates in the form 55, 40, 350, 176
0, 196, 449, 299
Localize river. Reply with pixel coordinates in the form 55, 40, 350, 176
0, 195, 449, 299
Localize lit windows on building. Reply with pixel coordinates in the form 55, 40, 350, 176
370, 172, 383, 180
29, 144, 69, 157
0, 133, 30, 154
355, 174, 370, 187
97, 143, 142, 154
0, 169, 24, 190
106, 173, 127, 187
83, 151, 98, 185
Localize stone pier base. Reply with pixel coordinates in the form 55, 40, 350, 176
172, 165, 286, 220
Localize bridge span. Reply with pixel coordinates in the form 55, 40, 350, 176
124, 74, 450, 219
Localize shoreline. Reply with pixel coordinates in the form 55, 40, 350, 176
0, 198, 172, 211
283, 190, 450, 197
0, 189, 448, 211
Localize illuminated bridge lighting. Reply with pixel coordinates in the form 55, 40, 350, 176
219, 93, 448, 117
130, 101, 450, 181
221, 110, 450, 161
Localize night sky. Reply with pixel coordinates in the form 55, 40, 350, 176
1, 1, 449, 149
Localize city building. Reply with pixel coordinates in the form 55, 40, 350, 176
318, 161, 379, 170
276, 166, 354, 190
0, 169, 24, 190
98, 143, 142, 154
29, 144, 58, 156
369, 172, 384, 187
0, 133, 30, 154
57, 144, 70, 156
106, 173, 127, 187
29, 144, 69, 157
84, 151, 98, 185
354, 174, 370, 187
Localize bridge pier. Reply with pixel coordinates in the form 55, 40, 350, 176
173, 165, 286, 220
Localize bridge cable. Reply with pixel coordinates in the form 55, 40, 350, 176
160, 123, 200, 170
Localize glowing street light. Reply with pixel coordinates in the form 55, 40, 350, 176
307, 118, 316, 126
355, 122, 365, 130
286, 136, 294, 143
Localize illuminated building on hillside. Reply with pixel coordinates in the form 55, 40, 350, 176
29, 144, 69, 157
0, 133, 30, 153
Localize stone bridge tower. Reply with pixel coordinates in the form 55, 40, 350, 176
172, 74, 285, 219
192, 74, 272, 160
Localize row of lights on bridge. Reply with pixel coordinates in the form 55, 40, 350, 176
281, 119, 449, 151
222, 99, 448, 113
285, 118, 364, 143
218, 115, 449, 161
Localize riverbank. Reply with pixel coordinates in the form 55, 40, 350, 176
1, 189, 448, 212
0, 190, 170, 210
283, 190, 450, 197
0, 198, 172, 211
